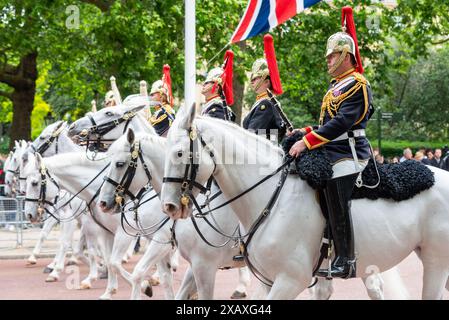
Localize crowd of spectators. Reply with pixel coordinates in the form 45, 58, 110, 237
374, 146, 449, 170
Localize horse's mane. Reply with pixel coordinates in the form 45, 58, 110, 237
43, 152, 108, 173
196, 116, 284, 164
108, 131, 166, 156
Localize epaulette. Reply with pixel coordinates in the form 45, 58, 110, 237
353, 72, 369, 86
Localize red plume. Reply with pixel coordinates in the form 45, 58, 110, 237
341, 6, 364, 74
221, 50, 234, 106
162, 64, 174, 106
263, 34, 283, 95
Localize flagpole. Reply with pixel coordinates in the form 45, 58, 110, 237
185, 0, 196, 108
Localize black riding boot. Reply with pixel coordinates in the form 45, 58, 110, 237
316, 173, 358, 279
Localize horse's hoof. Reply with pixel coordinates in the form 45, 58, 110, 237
149, 276, 160, 286
45, 275, 58, 282
80, 281, 92, 290
66, 259, 78, 266
43, 267, 53, 274
27, 256, 37, 265
121, 259, 129, 264
98, 295, 112, 300
144, 285, 153, 298
188, 292, 198, 300
99, 271, 108, 279
230, 290, 247, 299
110, 288, 117, 294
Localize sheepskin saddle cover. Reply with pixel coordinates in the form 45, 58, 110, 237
282, 132, 435, 201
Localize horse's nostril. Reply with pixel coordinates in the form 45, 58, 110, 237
164, 203, 177, 213
99, 201, 107, 209
27, 214, 33, 221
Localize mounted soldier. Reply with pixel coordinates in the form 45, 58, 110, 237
243, 35, 289, 143
289, 7, 374, 279
201, 50, 236, 122
149, 65, 176, 137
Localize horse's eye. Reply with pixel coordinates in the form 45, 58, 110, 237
106, 111, 114, 116
116, 161, 125, 168
177, 151, 183, 158
32, 181, 38, 187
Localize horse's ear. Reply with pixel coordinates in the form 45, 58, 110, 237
179, 103, 196, 130
130, 104, 146, 114
127, 128, 135, 145
15, 140, 20, 149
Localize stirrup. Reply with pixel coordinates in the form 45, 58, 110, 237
315, 258, 356, 279
232, 255, 244, 262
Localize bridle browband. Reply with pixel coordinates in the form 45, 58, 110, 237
30, 123, 66, 156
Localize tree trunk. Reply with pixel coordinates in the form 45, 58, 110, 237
233, 76, 245, 125
8, 52, 38, 149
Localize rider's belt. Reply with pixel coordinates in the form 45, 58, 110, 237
332, 129, 366, 142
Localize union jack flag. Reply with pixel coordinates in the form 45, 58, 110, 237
231, 0, 322, 43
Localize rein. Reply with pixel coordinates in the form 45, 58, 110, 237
162, 124, 296, 285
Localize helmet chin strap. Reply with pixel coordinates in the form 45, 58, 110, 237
328, 47, 349, 75
253, 75, 268, 93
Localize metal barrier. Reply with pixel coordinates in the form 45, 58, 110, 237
0, 195, 28, 247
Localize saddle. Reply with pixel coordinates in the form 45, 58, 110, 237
283, 132, 435, 201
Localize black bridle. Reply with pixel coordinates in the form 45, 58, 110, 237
162, 126, 216, 208
162, 124, 295, 287
102, 139, 167, 237
24, 163, 61, 222
30, 123, 66, 156
79, 110, 138, 153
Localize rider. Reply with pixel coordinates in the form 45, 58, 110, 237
289, 7, 374, 279
149, 65, 176, 137
201, 50, 236, 122
243, 35, 286, 143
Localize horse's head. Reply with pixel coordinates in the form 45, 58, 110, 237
3, 151, 15, 197
23, 153, 60, 223
67, 104, 147, 150
161, 104, 216, 220
6, 140, 28, 197
99, 128, 139, 213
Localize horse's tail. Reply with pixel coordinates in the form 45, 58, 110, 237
381, 267, 410, 300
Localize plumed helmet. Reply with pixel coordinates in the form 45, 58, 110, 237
204, 67, 224, 84
250, 58, 269, 82
150, 80, 168, 96
325, 31, 356, 58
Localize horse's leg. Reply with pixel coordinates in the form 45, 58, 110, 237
191, 262, 217, 300
446, 277, 449, 291
362, 274, 384, 300
175, 266, 198, 300
73, 231, 89, 266
46, 217, 77, 282
170, 248, 180, 272
130, 239, 171, 300
122, 237, 137, 264
266, 272, 311, 300
231, 267, 251, 299
422, 261, 448, 299
99, 231, 118, 300
109, 230, 134, 286
251, 283, 270, 300
27, 216, 58, 265
309, 278, 333, 300
156, 255, 175, 300
79, 222, 101, 289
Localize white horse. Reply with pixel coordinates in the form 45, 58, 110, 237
97, 129, 251, 299
22, 150, 173, 299
69, 104, 252, 299
4, 140, 28, 197
160, 104, 447, 300
21, 121, 84, 269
